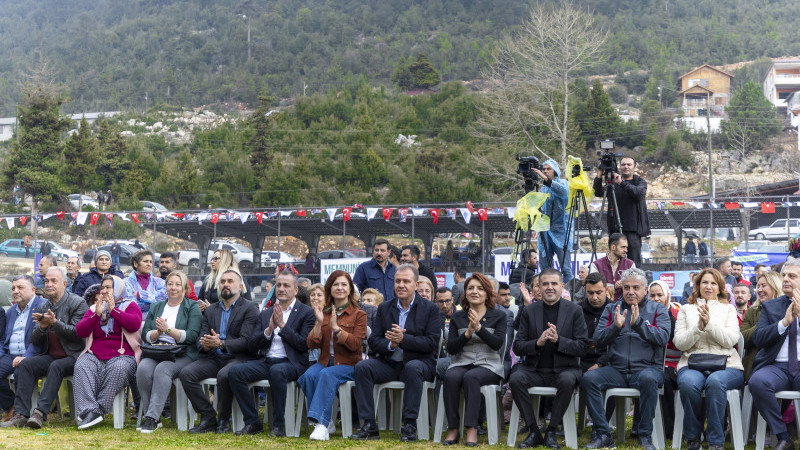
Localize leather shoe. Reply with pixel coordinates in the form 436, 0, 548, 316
216, 419, 232, 434
774, 440, 796, 450
400, 423, 418, 442
270, 425, 286, 437
350, 421, 379, 440
235, 422, 264, 436
443, 430, 460, 445
544, 430, 561, 449
189, 417, 218, 434
518, 431, 545, 449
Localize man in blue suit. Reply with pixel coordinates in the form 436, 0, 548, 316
749, 259, 800, 450
0, 275, 45, 415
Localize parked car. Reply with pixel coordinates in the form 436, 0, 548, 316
317, 250, 360, 259
749, 219, 800, 241
261, 251, 302, 266
142, 200, 169, 212
0, 239, 79, 261
68, 194, 100, 210
83, 243, 147, 266
735, 240, 771, 252
757, 244, 789, 253
176, 240, 254, 270
641, 242, 653, 263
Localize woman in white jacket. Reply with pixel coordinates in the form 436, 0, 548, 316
673, 267, 743, 450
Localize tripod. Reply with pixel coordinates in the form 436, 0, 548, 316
598, 174, 623, 238
561, 188, 597, 299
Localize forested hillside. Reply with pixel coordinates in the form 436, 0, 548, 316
0, 0, 797, 114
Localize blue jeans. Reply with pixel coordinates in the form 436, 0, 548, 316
677, 367, 743, 444
298, 362, 355, 426
581, 365, 663, 437
541, 236, 573, 284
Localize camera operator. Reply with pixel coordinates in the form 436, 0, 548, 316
533, 159, 574, 284
593, 156, 650, 267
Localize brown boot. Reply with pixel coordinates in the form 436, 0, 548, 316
1, 407, 14, 423
25, 409, 44, 429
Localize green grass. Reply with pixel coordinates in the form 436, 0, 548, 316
0, 413, 759, 449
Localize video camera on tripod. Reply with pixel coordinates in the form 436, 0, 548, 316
516, 155, 542, 193
596, 140, 625, 183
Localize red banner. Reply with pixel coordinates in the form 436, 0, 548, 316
342, 207, 352, 222
382, 208, 394, 220
761, 202, 776, 214
429, 209, 440, 224
477, 208, 488, 222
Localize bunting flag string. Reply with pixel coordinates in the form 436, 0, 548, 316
366, 208, 379, 221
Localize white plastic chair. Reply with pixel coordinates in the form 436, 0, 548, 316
506, 387, 579, 448
755, 391, 800, 450
671, 333, 745, 450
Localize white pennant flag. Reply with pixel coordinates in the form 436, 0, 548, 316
741, 202, 759, 208
326, 208, 337, 222
279, 210, 292, 217
688, 202, 704, 209
239, 212, 250, 224
459, 208, 472, 224
76, 212, 89, 225
156, 213, 168, 221
116, 212, 130, 221
197, 212, 209, 223
411, 208, 425, 217
366, 208, 379, 221
42, 214, 54, 221
4, 217, 13, 229
506, 207, 516, 219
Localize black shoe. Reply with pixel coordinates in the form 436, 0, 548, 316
544, 430, 561, 449
476, 424, 487, 436
585, 432, 615, 449
686, 439, 701, 450
77, 412, 104, 430
351, 421, 379, 440
443, 430, 460, 445
401, 423, 418, 442
140, 416, 161, 434
270, 425, 285, 437
774, 440, 796, 450
235, 422, 264, 436
189, 417, 218, 434
518, 431, 545, 449
638, 436, 656, 450
216, 419, 232, 434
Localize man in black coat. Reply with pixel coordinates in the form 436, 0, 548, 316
228, 271, 315, 436
351, 264, 441, 442
593, 156, 650, 266
580, 273, 612, 372
748, 260, 800, 450
510, 268, 588, 449
178, 270, 259, 434
509, 249, 539, 286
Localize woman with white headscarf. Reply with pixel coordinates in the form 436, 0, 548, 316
73, 275, 142, 429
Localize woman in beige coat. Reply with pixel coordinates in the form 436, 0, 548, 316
673, 267, 744, 450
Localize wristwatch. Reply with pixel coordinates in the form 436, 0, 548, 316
165, 328, 172, 334
219, 340, 226, 350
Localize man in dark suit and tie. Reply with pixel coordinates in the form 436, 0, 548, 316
0, 275, 46, 416
179, 269, 259, 434
748, 260, 800, 450
351, 264, 441, 442
229, 271, 315, 436
510, 268, 588, 449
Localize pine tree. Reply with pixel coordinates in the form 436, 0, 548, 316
64, 117, 100, 205
584, 79, 622, 147
248, 89, 277, 179
408, 53, 441, 89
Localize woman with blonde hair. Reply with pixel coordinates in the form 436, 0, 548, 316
740, 270, 782, 378
416, 276, 435, 301
198, 248, 251, 311
360, 288, 383, 307
674, 268, 743, 450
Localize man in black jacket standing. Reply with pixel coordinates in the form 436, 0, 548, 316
351, 264, 440, 442
593, 156, 650, 266
510, 268, 588, 449
229, 271, 315, 436
178, 270, 259, 434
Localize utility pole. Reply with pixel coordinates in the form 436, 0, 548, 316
241, 15, 251, 62
707, 93, 714, 260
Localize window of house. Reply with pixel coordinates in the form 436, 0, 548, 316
688, 79, 709, 88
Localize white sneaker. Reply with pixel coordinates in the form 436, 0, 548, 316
309, 422, 329, 440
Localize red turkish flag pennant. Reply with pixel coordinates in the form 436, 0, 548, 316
90, 212, 100, 225
105, 213, 114, 223
352, 203, 363, 209
130, 213, 140, 224
724, 202, 739, 210
466, 201, 474, 214
477, 208, 488, 222
255, 212, 264, 224
19, 216, 27, 225
172, 213, 185, 219
342, 207, 352, 222
56, 211, 65, 220
382, 208, 394, 220
761, 202, 776, 214
671, 202, 685, 206
210, 213, 220, 224
429, 209, 440, 224
296, 210, 307, 217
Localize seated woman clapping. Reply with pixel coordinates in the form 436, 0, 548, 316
136, 270, 202, 433
298, 270, 367, 441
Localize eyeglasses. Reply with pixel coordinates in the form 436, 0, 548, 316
210, 256, 221, 261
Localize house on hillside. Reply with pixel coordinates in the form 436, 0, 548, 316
675, 64, 733, 133
0, 111, 119, 142
763, 59, 800, 110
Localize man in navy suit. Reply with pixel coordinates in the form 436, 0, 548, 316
0, 275, 45, 415
351, 264, 441, 442
229, 271, 315, 437
749, 259, 800, 450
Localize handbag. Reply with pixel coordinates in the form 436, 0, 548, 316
140, 342, 188, 363
687, 353, 728, 376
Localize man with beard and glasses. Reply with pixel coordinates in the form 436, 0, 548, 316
158, 252, 198, 301
178, 270, 258, 434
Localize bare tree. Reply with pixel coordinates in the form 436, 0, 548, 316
471, 0, 606, 186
